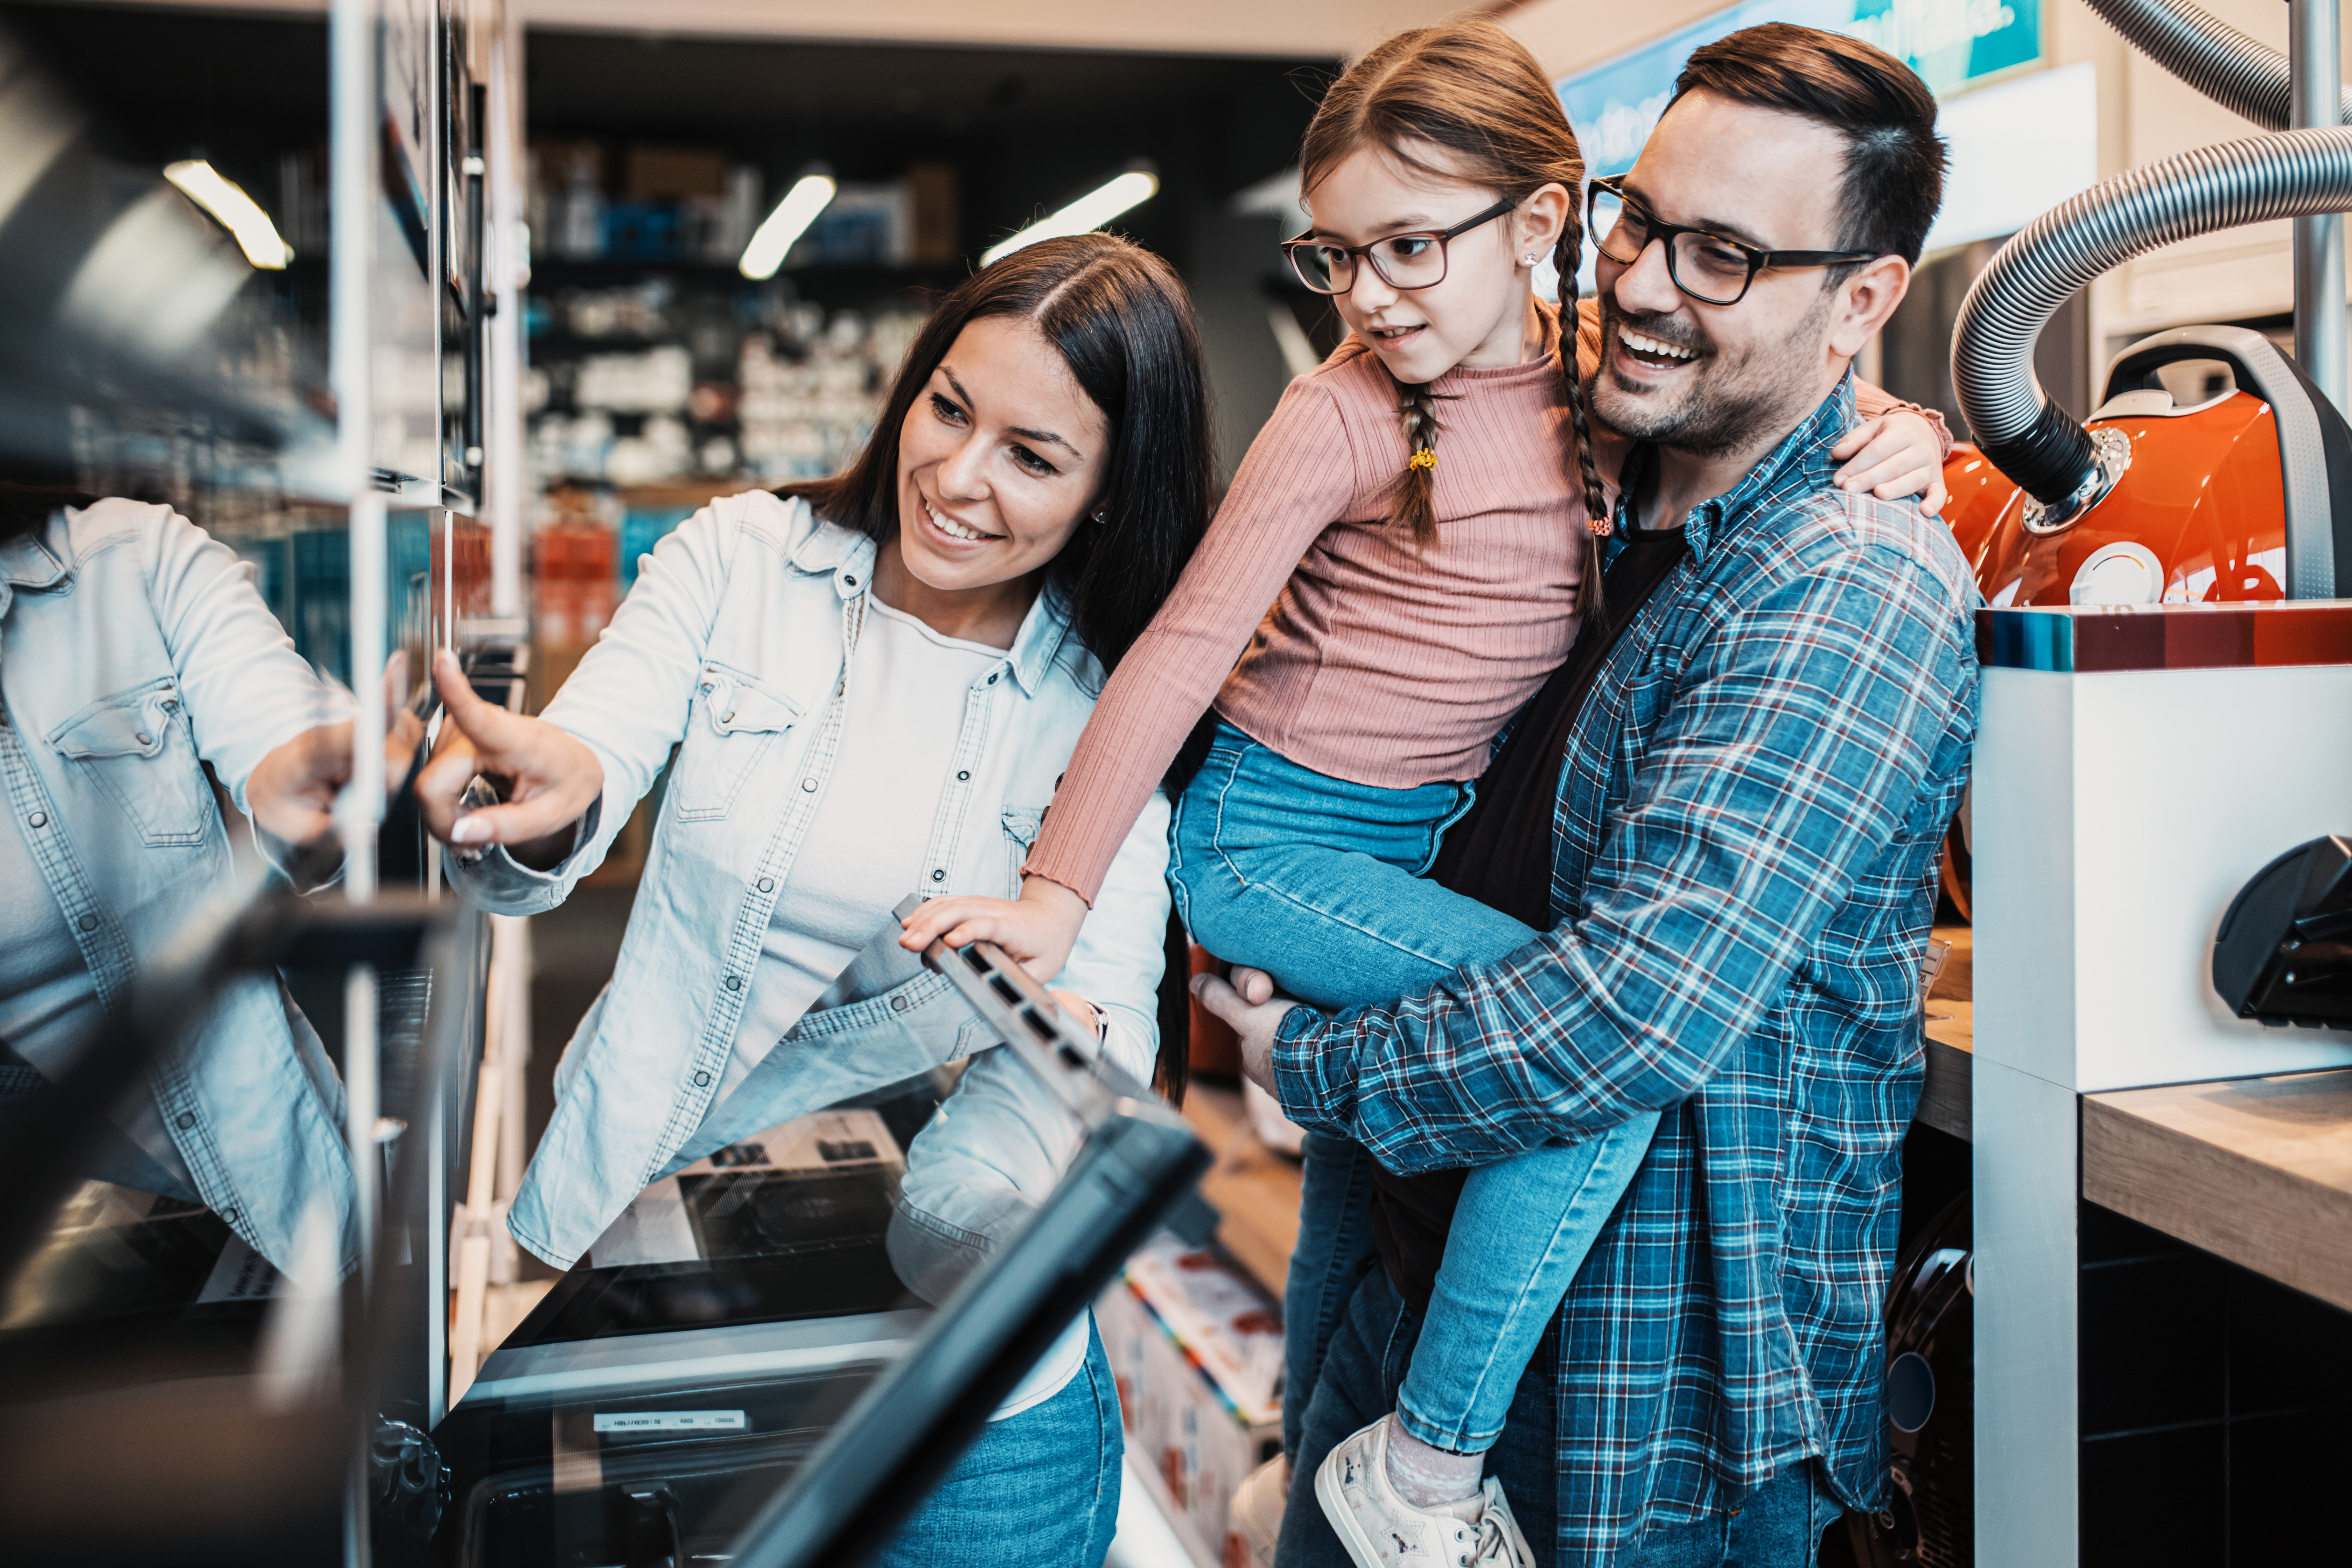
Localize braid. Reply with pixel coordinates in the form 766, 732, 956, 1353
1391, 379, 1445, 549
1556, 228, 1611, 623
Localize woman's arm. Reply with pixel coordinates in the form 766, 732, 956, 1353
888, 789, 1172, 1296
421, 496, 762, 904
136, 500, 357, 813
1037, 790, 1171, 1082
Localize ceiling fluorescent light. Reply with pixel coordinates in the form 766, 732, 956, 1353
982, 168, 1158, 266
163, 160, 293, 268
740, 173, 837, 281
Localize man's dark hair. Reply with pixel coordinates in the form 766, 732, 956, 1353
1671, 22, 1947, 265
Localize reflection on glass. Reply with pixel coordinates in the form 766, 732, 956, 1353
0, 481, 432, 1274
0, 6, 410, 1301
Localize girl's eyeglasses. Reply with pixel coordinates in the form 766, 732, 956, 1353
1281, 197, 1518, 296
1585, 175, 1877, 307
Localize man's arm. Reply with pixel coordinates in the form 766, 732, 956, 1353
1268, 536, 1976, 1176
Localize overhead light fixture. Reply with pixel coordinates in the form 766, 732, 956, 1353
982, 167, 1158, 266
163, 160, 293, 269
740, 172, 838, 281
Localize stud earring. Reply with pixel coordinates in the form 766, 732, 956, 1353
1522, 253, 1540, 265
1092, 510, 1107, 524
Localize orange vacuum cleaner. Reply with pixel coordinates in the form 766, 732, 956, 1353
1941, 324, 2352, 611
1935, 0, 2352, 617
1914, 0, 2352, 921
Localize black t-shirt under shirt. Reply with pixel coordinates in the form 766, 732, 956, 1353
1367, 514, 1689, 1315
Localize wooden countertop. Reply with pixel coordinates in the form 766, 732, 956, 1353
1919, 925, 1974, 1141
2083, 1069, 2352, 1312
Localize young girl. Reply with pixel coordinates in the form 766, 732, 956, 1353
904, 21, 1947, 1566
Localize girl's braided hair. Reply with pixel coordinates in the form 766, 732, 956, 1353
1301, 19, 1612, 613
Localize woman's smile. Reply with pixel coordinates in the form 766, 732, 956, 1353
918, 492, 1006, 546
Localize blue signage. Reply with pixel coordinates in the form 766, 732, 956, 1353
1561, 0, 2044, 178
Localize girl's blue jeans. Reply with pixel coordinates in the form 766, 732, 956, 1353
1170, 721, 1659, 1458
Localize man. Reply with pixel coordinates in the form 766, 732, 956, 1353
1197, 24, 1980, 1567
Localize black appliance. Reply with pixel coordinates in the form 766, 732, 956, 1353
1848, 1192, 1973, 1568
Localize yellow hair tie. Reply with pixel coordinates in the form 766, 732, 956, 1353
1408, 448, 1437, 472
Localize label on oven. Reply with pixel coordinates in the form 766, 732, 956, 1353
593, 1410, 748, 1434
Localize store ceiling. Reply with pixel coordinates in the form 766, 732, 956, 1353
86, 0, 1487, 59
532, 0, 1474, 58
525, 29, 1321, 144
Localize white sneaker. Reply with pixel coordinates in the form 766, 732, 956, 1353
1313, 1417, 1536, 1568
1225, 1452, 1289, 1568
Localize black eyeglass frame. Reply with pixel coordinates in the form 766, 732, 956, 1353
1280, 196, 1519, 296
1586, 175, 1879, 306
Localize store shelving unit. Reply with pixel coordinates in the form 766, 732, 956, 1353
1969, 603, 2352, 1567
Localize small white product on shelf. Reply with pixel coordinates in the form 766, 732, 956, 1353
574, 344, 693, 414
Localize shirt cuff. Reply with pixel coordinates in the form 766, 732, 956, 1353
1270, 1003, 1337, 1127
449, 794, 602, 888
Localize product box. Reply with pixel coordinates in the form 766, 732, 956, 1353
587, 1108, 905, 1269
1097, 1233, 1282, 1568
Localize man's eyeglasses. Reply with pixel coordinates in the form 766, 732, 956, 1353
1281, 197, 1517, 296
1585, 175, 1878, 307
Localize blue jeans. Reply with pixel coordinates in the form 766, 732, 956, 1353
1280, 1268, 1839, 1568
872, 1315, 1123, 1567
1613, 1462, 1843, 1567
1171, 722, 1660, 1456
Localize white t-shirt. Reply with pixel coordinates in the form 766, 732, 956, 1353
698, 597, 1090, 1419
0, 728, 194, 1197
712, 596, 1006, 1100
0, 772, 102, 1072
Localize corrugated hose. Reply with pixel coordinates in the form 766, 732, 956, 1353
1951, 126, 2352, 502
1955, 0, 2352, 502
2081, 0, 2352, 132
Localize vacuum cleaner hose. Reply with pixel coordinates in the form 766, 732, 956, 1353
2081, 0, 2352, 132
1952, 125, 2352, 503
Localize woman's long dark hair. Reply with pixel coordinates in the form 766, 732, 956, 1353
784, 232, 1214, 687
784, 233, 1216, 1104
0, 479, 96, 544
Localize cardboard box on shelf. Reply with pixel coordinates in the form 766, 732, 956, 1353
1097, 1233, 1282, 1568
625, 145, 727, 201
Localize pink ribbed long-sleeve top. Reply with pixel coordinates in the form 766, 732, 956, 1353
1024, 299, 1940, 903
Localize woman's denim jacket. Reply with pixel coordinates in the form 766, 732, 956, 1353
0, 500, 357, 1273
450, 492, 1172, 1270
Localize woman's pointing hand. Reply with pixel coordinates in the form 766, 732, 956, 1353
416, 650, 604, 863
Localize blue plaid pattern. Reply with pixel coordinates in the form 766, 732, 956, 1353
1272, 378, 1982, 1561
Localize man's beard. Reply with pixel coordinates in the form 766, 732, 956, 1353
1592, 288, 1835, 461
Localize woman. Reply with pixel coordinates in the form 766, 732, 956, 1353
416, 233, 1213, 1564
0, 477, 413, 1277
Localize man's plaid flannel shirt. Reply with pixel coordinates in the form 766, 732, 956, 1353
1272, 378, 1982, 1561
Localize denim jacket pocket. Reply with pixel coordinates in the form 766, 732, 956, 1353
1000, 804, 1046, 896
671, 662, 802, 821
48, 678, 211, 845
